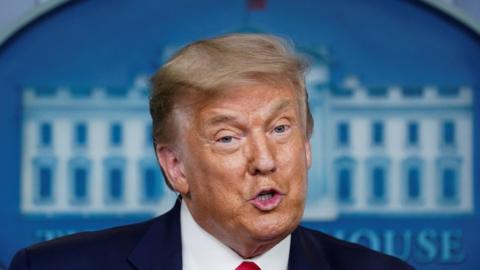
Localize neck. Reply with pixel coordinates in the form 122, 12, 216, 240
182, 199, 290, 259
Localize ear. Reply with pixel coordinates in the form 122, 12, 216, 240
305, 140, 312, 169
155, 144, 189, 195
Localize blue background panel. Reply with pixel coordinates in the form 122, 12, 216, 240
0, 0, 479, 269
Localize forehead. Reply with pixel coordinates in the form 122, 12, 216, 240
196, 84, 299, 120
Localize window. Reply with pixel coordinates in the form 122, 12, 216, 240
372, 121, 384, 146
407, 122, 419, 146
40, 123, 52, 147
73, 168, 88, 201
337, 122, 349, 147
104, 157, 126, 203
108, 168, 123, 201
436, 157, 461, 204
372, 167, 385, 201
338, 168, 352, 202
402, 158, 423, 203
110, 123, 123, 146
441, 168, 457, 201
442, 121, 455, 146
367, 157, 389, 203
334, 157, 355, 204
143, 167, 163, 202
407, 167, 420, 200
33, 157, 56, 203
139, 159, 165, 203
75, 123, 87, 146
69, 158, 90, 204
39, 167, 53, 200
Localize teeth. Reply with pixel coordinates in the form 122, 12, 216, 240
258, 193, 273, 201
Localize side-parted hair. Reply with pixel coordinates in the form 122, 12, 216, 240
149, 33, 313, 188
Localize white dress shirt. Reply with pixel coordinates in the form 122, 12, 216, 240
181, 201, 291, 270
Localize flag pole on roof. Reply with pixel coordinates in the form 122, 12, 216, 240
243, 0, 267, 27
248, 0, 266, 10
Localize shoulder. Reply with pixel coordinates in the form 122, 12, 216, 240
9, 218, 154, 270
9, 199, 183, 270
294, 226, 414, 270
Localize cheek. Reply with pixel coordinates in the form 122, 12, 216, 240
187, 142, 244, 173
214, 150, 256, 189
188, 151, 247, 193
277, 142, 308, 190
278, 140, 308, 171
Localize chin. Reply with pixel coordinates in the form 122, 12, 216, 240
248, 213, 299, 242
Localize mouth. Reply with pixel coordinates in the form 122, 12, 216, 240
250, 188, 284, 211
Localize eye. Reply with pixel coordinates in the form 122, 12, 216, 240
273, 124, 289, 134
217, 136, 234, 143
213, 131, 242, 152
214, 130, 240, 145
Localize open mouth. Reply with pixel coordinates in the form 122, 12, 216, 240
257, 190, 276, 201
250, 189, 284, 211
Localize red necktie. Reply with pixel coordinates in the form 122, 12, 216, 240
235, 261, 261, 270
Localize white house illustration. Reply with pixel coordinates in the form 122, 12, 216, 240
304, 74, 473, 219
21, 76, 177, 216
20, 50, 474, 220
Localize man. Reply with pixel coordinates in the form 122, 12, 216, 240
9, 34, 413, 270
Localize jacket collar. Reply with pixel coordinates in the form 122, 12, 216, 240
128, 198, 331, 270
128, 197, 183, 270
288, 226, 331, 270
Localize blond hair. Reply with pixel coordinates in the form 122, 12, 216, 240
149, 33, 313, 147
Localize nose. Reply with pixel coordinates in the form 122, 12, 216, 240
246, 131, 277, 176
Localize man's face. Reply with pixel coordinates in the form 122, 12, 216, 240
174, 83, 311, 254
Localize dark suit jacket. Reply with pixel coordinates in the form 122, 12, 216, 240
9, 199, 414, 270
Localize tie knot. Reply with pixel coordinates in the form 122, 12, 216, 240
235, 261, 261, 270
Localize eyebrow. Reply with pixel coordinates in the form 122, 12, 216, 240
268, 99, 292, 117
204, 99, 293, 127
205, 114, 238, 127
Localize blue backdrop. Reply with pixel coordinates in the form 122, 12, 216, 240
0, 0, 479, 269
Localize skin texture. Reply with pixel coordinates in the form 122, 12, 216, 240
156, 83, 311, 259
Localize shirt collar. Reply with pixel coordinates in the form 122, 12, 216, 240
181, 201, 291, 270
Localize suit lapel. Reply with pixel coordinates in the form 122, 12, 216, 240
288, 226, 331, 270
128, 198, 183, 270
128, 200, 330, 270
